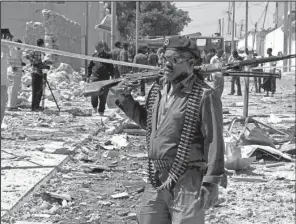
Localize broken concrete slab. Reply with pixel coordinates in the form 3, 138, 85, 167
102, 150, 120, 158
280, 143, 296, 155
231, 177, 268, 183
123, 129, 146, 136
42, 141, 69, 154
241, 145, 294, 162
111, 192, 129, 199
126, 152, 148, 159
110, 135, 130, 148
15, 221, 53, 224
122, 180, 146, 193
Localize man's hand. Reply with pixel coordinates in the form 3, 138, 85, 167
198, 183, 219, 210
84, 77, 90, 83
110, 79, 133, 101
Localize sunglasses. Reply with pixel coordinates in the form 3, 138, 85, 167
163, 55, 193, 64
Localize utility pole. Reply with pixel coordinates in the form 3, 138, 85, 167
252, 22, 257, 52
243, 1, 249, 118
231, 1, 235, 52
288, 1, 293, 71
222, 18, 225, 37
136, 1, 139, 54
275, 2, 279, 28
218, 19, 222, 35
111, 1, 116, 51
283, 2, 288, 72
227, 2, 232, 35
262, 2, 269, 30
240, 23, 244, 39
84, 2, 89, 78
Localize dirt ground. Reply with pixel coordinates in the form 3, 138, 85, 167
1, 73, 295, 224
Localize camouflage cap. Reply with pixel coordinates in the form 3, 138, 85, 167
163, 36, 200, 58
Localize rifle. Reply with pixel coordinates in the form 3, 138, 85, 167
83, 53, 295, 97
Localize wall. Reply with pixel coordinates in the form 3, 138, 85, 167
265, 26, 295, 71
24, 22, 45, 46
42, 9, 81, 71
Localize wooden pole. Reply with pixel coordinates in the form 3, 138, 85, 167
231, 2, 235, 52
218, 19, 222, 35
222, 18, 225, 37
136, 1, 139, 54
283, 2, 289, 72
288, 2, 292, 72
275, 2, 279, 28
243, 1, 249, 118
111, 1, 116, 51
84, 2, 89, 78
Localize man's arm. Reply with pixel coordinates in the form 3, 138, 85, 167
200, 90, 227, 188
87, 60, 95, 78
115, 95, 147, 130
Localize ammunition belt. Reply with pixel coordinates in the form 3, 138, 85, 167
151, 159, 207, 172
146, 79, 204, 191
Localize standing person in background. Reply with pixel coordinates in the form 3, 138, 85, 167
252, 53, 263, 93
206, 49, 217, 81
148, 49, 158, 66
26, 38, 50, 111
210, 49, 225, 98
1, 41, 9, 126
87, 41, 114, 115
7, 39, 29, 111
261, 48, 277, 97
133, 45, 148, 96
119, 42, 129, 76
111, 41, 121, 79
228, 50, 243, 96
156, 48, 165, 68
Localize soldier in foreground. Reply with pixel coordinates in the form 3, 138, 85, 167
112, 36, 226, 224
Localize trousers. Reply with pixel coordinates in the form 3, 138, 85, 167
7, 68, 22, 108
137, 168, 205, 224
31, 73, 43, 110
90, 76, 109, 113
212, 73, 224, 98
1, 85, 8, 126
230, 76, 242, 95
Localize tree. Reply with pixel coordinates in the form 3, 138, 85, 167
105, 1, 192, 41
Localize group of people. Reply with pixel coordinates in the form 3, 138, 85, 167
1, 30, 50, 127
200, 46, 279, 98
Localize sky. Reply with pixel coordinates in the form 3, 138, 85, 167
174, 2, 276, 36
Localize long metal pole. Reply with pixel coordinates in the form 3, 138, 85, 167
136, 1, 139, 54
222, 18, 225, 37
84, 2, 89, 78
243, 1, 249, 118
288, 2, 292, 72
231, 2, 235, 52
283, 2, 289, 72
111, 2, 116, 51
